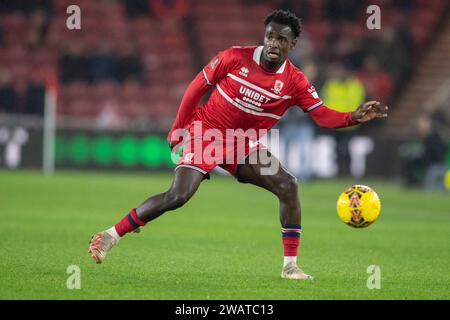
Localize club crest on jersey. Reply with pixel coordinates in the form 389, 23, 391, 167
307, 85, 319, 99
239, 67, 249, 77
271, 80, 284, 94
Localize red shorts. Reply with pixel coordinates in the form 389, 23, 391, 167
176, 125, 265, 178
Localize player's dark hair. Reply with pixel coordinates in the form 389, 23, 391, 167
264, 9, 302, 38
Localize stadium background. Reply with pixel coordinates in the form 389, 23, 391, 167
0, 0, 449, 300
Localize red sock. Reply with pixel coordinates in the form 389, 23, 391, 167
283, 236, 300, 256
282, 224, 301, 257
114, 208, 146, 237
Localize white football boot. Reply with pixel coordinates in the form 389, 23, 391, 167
281, 262, 314, 280
88, 230, 117, 264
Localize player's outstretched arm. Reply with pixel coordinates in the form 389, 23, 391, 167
351, 100, 389, 123
307, 101, 388, 129
167, 72, 211, 149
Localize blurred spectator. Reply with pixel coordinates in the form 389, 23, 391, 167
325, 0, 362, 22
151, 0, 189, 19
27, 9, 51, 50
59, 42, 145, 84
321, 63, 365, 176
23, 83, 45, 115
0, 25, 4, 48
123, 0, 150, 17
29, 0, 53, 15
23, 73, 46, 115
289, 31, 315, 69
280, 108, 315, 180
279, 61, 318, 180
321, 63, 365, 112
59, 43, 91, 83
400, 114, 448, 189
301, 62, 319, 86
390, 14, 414, 82
323, 31, 365, 71
276, 0, 310, 21
0, 0, 444, 130
357, 55, 394, 104
364, 26, 412, 85
394, 0, 416, 11
241, 0, 265, 4
116, 46, 145, 83
0, 1, 14, 12
0, 70, 17, 114
97, 99, 126, 129
336, 36, 365, 71
90, 41, 116, 82
0, 0, 53, 15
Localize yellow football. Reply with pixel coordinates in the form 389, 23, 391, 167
337, 185, 381, 228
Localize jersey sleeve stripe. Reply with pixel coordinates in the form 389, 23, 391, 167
304, 101, 323, 113
202, 69, 213, 86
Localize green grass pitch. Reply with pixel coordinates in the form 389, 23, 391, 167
0, 170, 449, 299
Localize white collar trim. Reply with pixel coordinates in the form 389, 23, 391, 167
253, 46, 287, 74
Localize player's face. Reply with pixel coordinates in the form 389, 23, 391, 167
262, 22, 297, 69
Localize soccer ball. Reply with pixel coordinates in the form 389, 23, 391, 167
336, 185, 381, 228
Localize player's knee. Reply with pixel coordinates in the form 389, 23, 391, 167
276, 175, 298, 199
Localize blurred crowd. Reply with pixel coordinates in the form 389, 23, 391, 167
0, 0, 447, 130
59, 41, 144, 83
400, 110, 448, 191
277, 0, 421, 180
285, 0, 415, 106
399, 81, 449, 191
0, 0, 52, 115
123, 0, 188, 18
0, 0, 448, 184
0, 0, 188, 118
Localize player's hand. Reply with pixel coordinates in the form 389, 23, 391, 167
168, 140, 184, 157
167, 128, 185, 151
352, 101, 388, 123
167, 128, 188, 157
167, 138, 179, 151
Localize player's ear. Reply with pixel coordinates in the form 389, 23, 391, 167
290, 38, 298, 50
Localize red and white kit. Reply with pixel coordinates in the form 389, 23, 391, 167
168, 46, 357, 176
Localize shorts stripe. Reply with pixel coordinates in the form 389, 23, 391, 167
175, 164, 208, 175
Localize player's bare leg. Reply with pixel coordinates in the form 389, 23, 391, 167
136, 167, 205, 222
88, 167, 205, 263
236, 149, 313, 280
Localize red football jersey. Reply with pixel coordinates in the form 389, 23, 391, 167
168, 46, 357, 148
169, 46, 358, 176
195, 46, 324, 132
